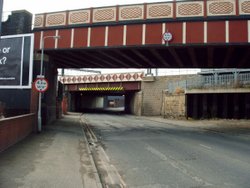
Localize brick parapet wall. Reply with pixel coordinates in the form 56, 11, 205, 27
0, 113, 36, 152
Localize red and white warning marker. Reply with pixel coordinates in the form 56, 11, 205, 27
34, 76, 49, 92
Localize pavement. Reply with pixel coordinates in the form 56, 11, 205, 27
0, 113, 102, 188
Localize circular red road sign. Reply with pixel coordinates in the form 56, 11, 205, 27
163, 32, 173, 42
34, 78, 49, 92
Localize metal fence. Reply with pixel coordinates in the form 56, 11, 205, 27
168, 72, 250, 93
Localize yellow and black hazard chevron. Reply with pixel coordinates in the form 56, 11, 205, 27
79, 87, 124, 91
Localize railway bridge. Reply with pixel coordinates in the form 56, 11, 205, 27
59, 72, 144, 114
33, 0, 250, 69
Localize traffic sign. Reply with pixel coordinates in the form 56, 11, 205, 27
163, 32, 173, 42
34, 78, 49, 92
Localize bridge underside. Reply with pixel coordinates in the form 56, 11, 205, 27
47, 45, 250, 68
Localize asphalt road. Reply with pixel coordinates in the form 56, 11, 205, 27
83, 113, 250, 188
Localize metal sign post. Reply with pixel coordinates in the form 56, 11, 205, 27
36, 76, 49, 133
37, 35, 60, 132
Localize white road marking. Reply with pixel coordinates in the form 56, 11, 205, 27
103, 161, 115, 185
200, 144, 212, 150
111, 165, 127, 187
100, 147, 110, 162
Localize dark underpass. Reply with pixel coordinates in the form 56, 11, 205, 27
67, 91, 140, 115
187, 93, 250, 119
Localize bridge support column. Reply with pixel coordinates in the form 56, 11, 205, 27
211, 94, 218, 118
245, 94, 250, 119
43, 58, 58, 125
202, 94, 208, 119
69, 92, 76, 112
233, 94, 240, 119
185, 94, 188, 119
192, 94, 199, 119
222, 94, 228, 119
125, 92, 142, 116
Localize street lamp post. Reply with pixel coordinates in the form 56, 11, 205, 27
38, 35, 60, 132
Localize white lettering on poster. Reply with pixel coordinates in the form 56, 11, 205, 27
0, 47, 11, 65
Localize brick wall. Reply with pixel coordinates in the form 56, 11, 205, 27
0, 113, 36, 152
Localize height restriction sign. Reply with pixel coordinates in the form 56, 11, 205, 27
34, 77, 49, 92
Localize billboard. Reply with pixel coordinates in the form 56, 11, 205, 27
0, 34, 34, 89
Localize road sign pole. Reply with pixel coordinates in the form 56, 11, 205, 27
38, 89, 42, 132
37, 38, 45, 132
37, 35, 60, 132
35, 76, 48, 132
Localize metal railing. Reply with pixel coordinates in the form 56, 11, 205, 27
168, 72, 250, 93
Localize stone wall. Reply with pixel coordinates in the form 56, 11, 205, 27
141, 75, 194, 116
163, 93, 186, 119
129, 91, 142, 116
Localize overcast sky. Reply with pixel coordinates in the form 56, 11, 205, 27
3, 0, 163, 14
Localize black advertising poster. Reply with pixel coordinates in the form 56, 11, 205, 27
0, 37, 23, 86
